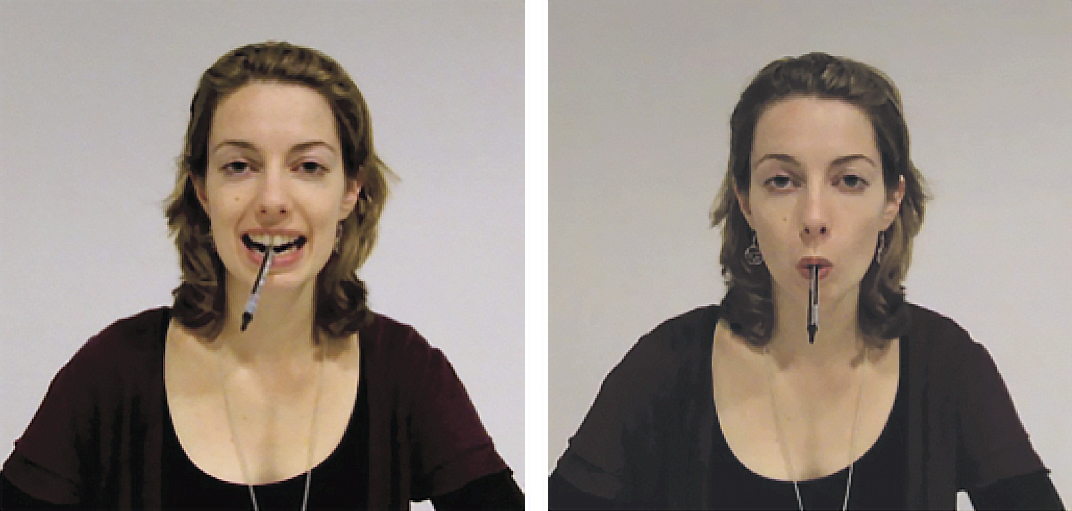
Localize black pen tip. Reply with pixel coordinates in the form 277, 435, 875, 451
808, 325, 817, 344
240, 313, 251, 331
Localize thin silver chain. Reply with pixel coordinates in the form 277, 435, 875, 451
764, 347, 865, 511
218, 346, 325, 511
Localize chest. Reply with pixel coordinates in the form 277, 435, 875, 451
164, 330, 360, 485
712, 341, 900, 482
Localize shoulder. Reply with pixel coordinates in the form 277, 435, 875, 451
56, 307, 170, 385
611, 304, 720, 384
904, 305, 1046, 486
358, 312, 463, 399
640, 304, 721, 352
580, 304, 720, 422
903, 302, 1015, 413
554, 306, 720, 502
3, 308, 171, 503
903, 302, 990, 367
359, 313, 508, 496
359, 311, 443, 367
904, 302, 974, 344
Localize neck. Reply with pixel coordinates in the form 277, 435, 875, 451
767, 280, 866, 369
218, 274, 319, 364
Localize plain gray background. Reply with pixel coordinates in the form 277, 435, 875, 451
549, 0, 1071, 507
0, 0, 524, 503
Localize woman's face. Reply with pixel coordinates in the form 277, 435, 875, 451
739, 96, 904, 308
195, 81, 359, 293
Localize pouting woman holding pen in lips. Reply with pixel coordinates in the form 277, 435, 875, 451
550, 53, 1062, 509
2, 42, 523, 509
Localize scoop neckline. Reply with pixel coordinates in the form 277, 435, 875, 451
159, 308, 363, 488
708, 320, 907, 485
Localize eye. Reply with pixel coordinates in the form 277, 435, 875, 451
839, 174, 869, 190
221, 161, 251, 174
298, 161, 327, 174
763, 175, 795, 190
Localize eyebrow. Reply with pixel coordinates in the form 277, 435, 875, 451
211, 139, 339, 156
754, 153, 877, 170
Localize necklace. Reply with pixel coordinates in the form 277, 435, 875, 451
218, 346, 325, 511
764, 346, 865, 511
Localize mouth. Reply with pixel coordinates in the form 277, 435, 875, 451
797, 257, 833, 279
241, 233, 308, 254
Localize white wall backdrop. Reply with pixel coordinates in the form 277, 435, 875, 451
549, 0, 1071, 507
0, 0, 524, 502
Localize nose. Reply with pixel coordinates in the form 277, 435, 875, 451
800, 183, 828, 245
255, 165, 290, 222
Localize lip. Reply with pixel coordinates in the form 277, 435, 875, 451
241, 228, 306, 238
796, 257, 832, 280
241, 229, 307, 270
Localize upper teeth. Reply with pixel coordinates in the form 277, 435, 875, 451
249, 234, 300, 247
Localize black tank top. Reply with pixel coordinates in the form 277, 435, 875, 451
709, 339, 908, 510
161, 377, 369, 510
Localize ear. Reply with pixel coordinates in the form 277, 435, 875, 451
192, 176, 209, 211
339, 178, 361, 221
882, 175, 906, 229
735, 184, 754, 227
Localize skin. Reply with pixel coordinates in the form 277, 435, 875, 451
740, 95, 904, 360
165, 81, 361, 485
714, 96, 906, 481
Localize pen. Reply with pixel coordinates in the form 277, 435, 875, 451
240, 244, 274, 331
807, 264, 818, 344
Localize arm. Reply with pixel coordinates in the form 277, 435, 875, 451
953, 340, 1058, 508
0, 474, 76, 510
400, 332, 514, 503
968, 470, 1064, 511
548, 470, 616, 510
431, 469, 524, 510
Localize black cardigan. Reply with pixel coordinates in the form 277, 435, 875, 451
551, 303, 1060, 509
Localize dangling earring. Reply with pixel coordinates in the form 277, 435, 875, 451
875, 232, 886, 264
333, 223, 342, 254
744, 233, 764, 265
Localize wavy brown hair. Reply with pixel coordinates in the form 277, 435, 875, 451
710, 52, 928, 348
164, 41, 390, 341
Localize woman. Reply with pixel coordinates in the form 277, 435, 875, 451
1, 42, 523, 509
549, 53, 1063, 509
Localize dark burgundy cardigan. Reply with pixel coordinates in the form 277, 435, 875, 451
552, 303, 1048, 509
3, 308, 508, 509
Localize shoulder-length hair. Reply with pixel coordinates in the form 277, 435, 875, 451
710, 52, 928, 348
164, 41, 390, 341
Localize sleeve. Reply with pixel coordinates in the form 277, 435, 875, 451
968, 469, 1065, 510
430, 469, 524, 510
550, 334, 672, 507
548, 470, 616, 510
405, 339, 510, 500
1, 473, 78, 510
955, 340, 1048, 491
0, 342, 104, 505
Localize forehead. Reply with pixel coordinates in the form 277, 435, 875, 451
209, 81, 340, 150
751, 96, 877, 163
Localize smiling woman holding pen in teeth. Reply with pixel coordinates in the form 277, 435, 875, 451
549, 53, 1063, 510
1, 42, 523, 510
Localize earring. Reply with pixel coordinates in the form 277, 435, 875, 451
333, 223, 342, 253
875, 232, 886, 264
744, 233, 764, 265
